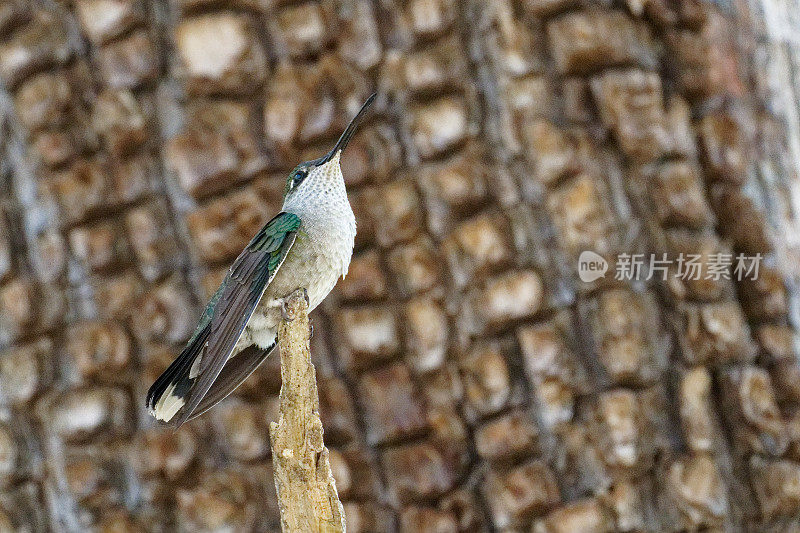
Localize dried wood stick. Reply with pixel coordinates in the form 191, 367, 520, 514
270, 289, 346, 533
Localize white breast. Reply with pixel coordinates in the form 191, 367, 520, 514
235, 154, 356, 356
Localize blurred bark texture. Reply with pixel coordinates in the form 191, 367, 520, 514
1, 0, 800, 532
270, 289, 346, 533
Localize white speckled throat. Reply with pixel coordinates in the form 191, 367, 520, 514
281, 152, 356, 276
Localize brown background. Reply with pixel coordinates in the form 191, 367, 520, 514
1, 0, 799, 531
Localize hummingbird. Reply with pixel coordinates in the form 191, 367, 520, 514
147, 93, 376, 427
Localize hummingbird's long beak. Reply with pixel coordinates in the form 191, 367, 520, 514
318, 93, 377, 164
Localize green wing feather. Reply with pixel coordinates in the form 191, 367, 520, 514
148, 212, 301, 427
191, 211, 301, 338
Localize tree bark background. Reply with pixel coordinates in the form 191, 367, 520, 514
737, 0, 800, 324
0, 0, 799, 531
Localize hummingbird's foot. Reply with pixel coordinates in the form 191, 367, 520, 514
278, 289, 310, 320
280, 298, 290, 321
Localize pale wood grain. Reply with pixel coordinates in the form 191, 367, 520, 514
270, 289, 346, 533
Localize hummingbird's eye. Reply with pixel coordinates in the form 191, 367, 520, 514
292, 168, 308, 187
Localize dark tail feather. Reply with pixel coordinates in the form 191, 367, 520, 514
182, 342, 275, 425
146, 325, 209, 422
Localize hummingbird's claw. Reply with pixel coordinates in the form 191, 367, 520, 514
278, 290, 309, 321
280, 298, 290, 321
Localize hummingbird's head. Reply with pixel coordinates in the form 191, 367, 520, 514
283, 93, 376, 201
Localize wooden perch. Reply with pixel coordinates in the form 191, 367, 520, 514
270, 289, 346, 533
